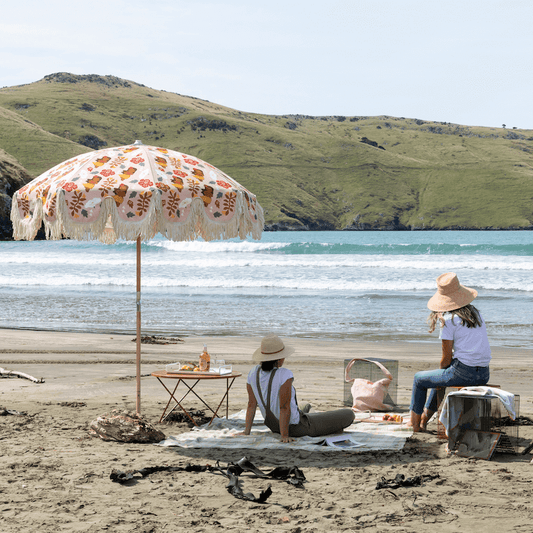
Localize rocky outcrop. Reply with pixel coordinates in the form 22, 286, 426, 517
360, 137, 385, 150
342, 214, 409, 231
78, 134, 107, 150
43, 72, 136, 88
278, 207, 336, 231
264, 222, 310, 231
0, 151, 33, 240
187, 116, 237, 133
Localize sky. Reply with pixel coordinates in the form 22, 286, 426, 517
1, 0, 532, 129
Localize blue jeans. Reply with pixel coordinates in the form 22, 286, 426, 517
410, 359, 490, 415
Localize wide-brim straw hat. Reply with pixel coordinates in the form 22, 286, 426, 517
427, 272, 477, 312
253, 334, 295, 363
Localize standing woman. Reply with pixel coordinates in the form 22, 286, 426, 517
410, 272, 491, 432
241, 334, 355, 443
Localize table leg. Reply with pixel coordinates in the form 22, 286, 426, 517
155, 375, 240, 427
176, 381, 220, 417
208, 376, 238, 426
226, 378, 229, 419
164, 380, 201, 420
156, 378, 197, 425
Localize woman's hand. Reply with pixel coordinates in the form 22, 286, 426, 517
280, 435, 294, 443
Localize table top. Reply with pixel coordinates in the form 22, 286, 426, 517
151, 370, 242, 380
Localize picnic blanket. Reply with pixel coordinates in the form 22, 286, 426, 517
156, 410, 412, 452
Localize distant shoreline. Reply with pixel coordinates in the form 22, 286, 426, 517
1, 326, 530, 351
264, 226, 533, 232
2, 227, 533, 242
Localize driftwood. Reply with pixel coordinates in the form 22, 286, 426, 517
90, 410, 166, 443
0, 367, 44, 383
0, 408, 26, 416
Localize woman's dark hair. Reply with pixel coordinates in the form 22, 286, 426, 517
260, 360, 277, 371
428, 304, 483, 333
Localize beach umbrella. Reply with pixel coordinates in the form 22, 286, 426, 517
10, 140, 264, 413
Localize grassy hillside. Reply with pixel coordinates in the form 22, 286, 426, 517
1, 72, 532, 230
0, 104, 92, 175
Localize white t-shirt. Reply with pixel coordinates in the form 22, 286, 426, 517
247, 365, 300, 425
439, 311, 491, 367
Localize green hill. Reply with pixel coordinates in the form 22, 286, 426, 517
1, 72, 532, 231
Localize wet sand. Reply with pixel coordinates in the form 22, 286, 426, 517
1, 329, 532, 532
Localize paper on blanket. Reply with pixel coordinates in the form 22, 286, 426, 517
156, 409, 412, 452
322, 435, 365, 448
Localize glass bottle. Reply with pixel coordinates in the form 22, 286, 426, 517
199, 344, 210, 371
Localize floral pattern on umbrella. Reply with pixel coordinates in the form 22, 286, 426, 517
11, 142, 264, 243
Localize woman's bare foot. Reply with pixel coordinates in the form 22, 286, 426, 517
420, 410, 434, 431
409, 412, 424, 432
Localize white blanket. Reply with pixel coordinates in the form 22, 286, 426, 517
156, 410, 412, 453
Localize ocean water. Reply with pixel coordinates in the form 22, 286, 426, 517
0, 231, 532, 349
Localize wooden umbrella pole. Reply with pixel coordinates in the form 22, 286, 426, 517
136, 236, 142, 414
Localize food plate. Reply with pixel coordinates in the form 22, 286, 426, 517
361, 415, 404, 424
169, 370, 214, 375
166, 369, 231, 376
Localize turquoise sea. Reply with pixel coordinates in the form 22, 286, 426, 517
1, 231, 532, 348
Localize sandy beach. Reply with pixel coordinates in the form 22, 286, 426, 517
1, 328, 532, 532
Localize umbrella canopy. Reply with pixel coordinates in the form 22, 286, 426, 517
11, 140, 263, 243
11, 141, 264, 412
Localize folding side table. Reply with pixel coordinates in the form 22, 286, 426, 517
151, 370, 242, 426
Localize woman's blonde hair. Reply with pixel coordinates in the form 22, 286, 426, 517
428, 304, 482, 333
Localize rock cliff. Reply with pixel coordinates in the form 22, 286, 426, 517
0, 150, 33, 240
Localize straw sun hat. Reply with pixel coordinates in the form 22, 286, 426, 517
427, 272, 478, 312
252, 334, 295, 363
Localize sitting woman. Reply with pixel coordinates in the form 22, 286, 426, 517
410, 272, 491, 432
241, 334, 355, 443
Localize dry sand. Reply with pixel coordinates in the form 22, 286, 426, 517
1, 328, 532, 532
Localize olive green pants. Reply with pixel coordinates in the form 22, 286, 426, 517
266, 408, 355, 438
